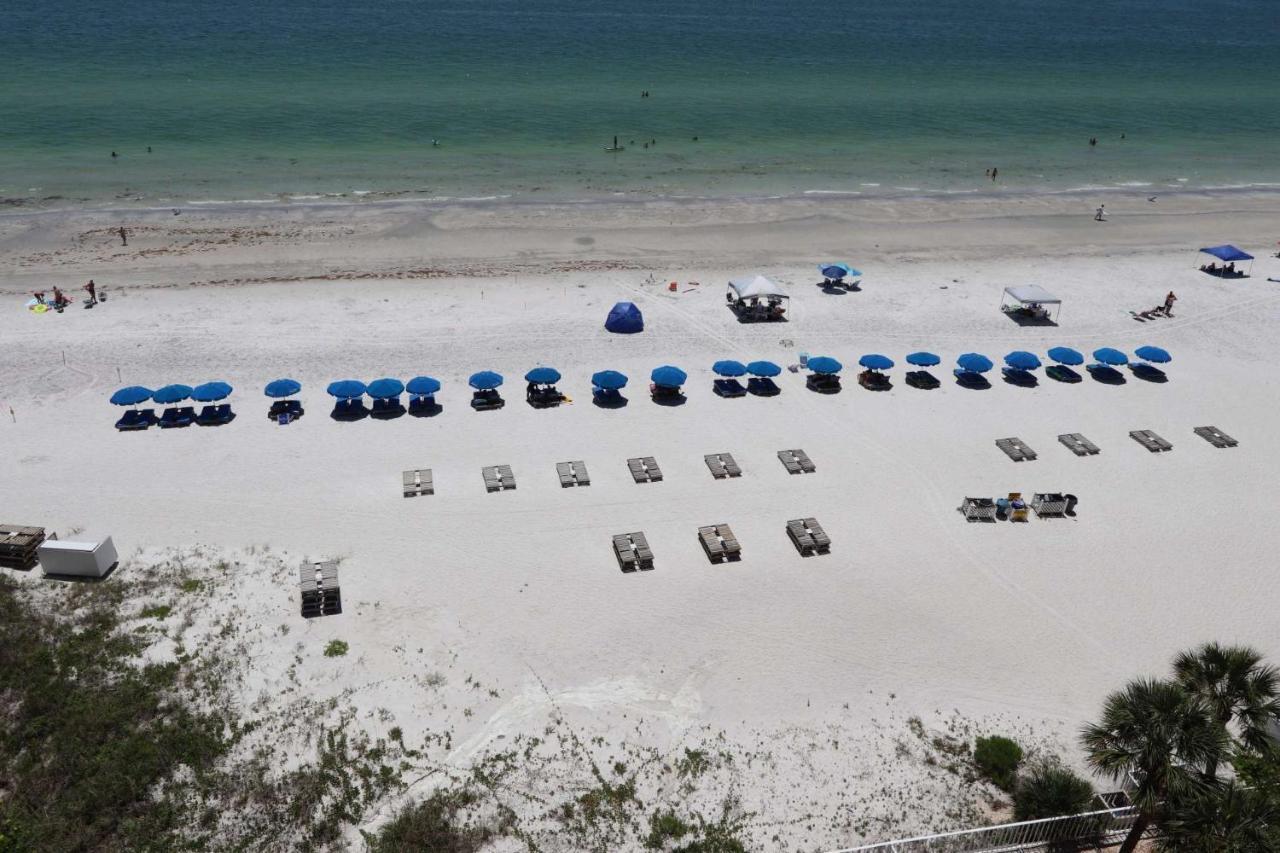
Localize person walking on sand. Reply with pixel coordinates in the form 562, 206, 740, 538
118, 226, 127, 246
1094, 204, 1106, 221
84, 279, 97, 304
1164, 290, 1177, 316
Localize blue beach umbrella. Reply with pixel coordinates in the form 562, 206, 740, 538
153, 384, 193, 405
366, 378, 405, 399
192, 381, 233, 402
746, 360, 781, 377
1134, 346, 1171, 364
820, 263, 860, 280
524, 367, 561, 384
406, 376, 441, 396
712, 360, 747, 377
1047, 347, 1084, 366
327, 380, 367, 400
264, 378, 301, 398
807, 356, 843, 375
1004, 351, 1041, 371
468, 371, 503, 390
110, 386, 153, 406
956, 353, 993, 374
591, 370, 628, 390
650, 365, 687, 387
1092, 348, 1129, 366
859, 354, 894, 371
905, 352, 940, 367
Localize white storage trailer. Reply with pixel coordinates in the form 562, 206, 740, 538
38, 536, 118, 578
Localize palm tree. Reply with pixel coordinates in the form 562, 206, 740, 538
1174, 642, 1280, 778
1081, 678, 1226, 853
1158, 782, 1278, 852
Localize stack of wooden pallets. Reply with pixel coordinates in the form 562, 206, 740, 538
0, 525, 45, 571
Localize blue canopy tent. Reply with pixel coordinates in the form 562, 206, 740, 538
468, 371, 503, 390
524, 367, 561, 385
858, 354, 894, 371
746, 360, 781, 377
1199, 244, 1254, 276
906, 352, 940, 367
110, 385, 153, 407
1134, 345, 1171, 364
806, 356, 842, 374
264, 378, 301, 398
1047, 347, 1084, 366
650, 365, 687, 388
1004, 351, 1041, 371
192, 381, 233, 402
712, 360, 747, 377
956, 353, 993, 374
591, 370, 628, 390
366, 378, 405, 398
604, 302, 644, 334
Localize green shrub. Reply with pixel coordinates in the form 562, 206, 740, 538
646, 810, 692, 847
974, 735, 1023, 791
370, 789, 494, 852
324, 639, 349, 657
1014, 762, 1094, 820
140, 603, 171, 619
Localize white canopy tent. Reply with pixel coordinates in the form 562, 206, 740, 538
1000, 284, 1061, 322
728, 275, 788, 301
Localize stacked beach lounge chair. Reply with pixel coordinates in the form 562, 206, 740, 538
613, 531, 654, 572
698, 524, 741, 563
556, 461, 591, 487
628, 456, 663, 483
787, 518, 830, 556
0, 524, 46, 571
777, 448, 816, 475
299, 560, 342, 618
704, 453, 742, 479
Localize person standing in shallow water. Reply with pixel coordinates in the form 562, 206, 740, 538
118, 227, 127, 246
991, 167, 998, 181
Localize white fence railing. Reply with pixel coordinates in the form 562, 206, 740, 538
824, 805, 1144, 853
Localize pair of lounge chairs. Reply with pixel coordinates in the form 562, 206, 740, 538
482, 465, 516, 492
472, 389, 504, 411
116, 408, 157, 430
746, 377, 780, 396
777, 448, 815, 475
628, 456, 663, 483
905, 370, 940, 389
299, 560, 342, 617
787, 518, 830, 556
403, 468, 434, 497
160, 406, 197, 428
713, 379, 747, 397
806, 373, 841, 393
556, 460, 591, 487
703, 453, 741, 479
270, 399, 304, 424
613, 531, 654, 572
650, 384, 683, 402
858, 370, 890, 390
527, 386, 564, 408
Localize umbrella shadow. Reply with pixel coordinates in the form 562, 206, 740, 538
1004, 312, 1058, 328
331, 401, 369, 421
1088, 366, 1127, 385
651, 390, 687, 406
408, 399, 442, 418
1001, 369, 1038, 387
954, 371, 992, 389
370, 400, 406, 420
1130, 364, 1168, 383
593, 390, 629, 409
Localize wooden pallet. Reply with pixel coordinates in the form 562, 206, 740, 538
0, 524, 45, 570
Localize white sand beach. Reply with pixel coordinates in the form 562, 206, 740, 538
3, 190, 1279, 849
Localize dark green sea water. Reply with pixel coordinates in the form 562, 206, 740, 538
4, 0, 1279, 208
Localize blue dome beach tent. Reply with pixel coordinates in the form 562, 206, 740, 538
605, 302, 644, 333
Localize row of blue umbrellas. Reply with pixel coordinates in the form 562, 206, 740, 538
711, 360, 782, 377
109, 382, 232, 407
325, 377, 444, 400
801, 347, 1171, 377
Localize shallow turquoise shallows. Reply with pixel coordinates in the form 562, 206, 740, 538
5, 0, 1279, 208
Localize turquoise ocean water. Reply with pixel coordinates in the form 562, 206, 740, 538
4, 0, 1279, 208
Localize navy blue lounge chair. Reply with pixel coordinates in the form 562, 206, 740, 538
115, 408, 156, 431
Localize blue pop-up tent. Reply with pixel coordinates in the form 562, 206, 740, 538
605, 302, 644, 333
1199, 244, 1254, 275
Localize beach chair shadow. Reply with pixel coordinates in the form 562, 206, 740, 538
1046, 365, 1082, 384
1087, 365, 1127, 385
1003, 310, 1058, 328
805, 375, 842, 394
593, 388, 629, 409
408, 397, 442, 417
953, 370, 991, 389
331, 401, 369, 421
1130, 364, 1168, 383
650, 386, 686, 406
269, 400, 304, 421
1001, 368, 1038, 387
